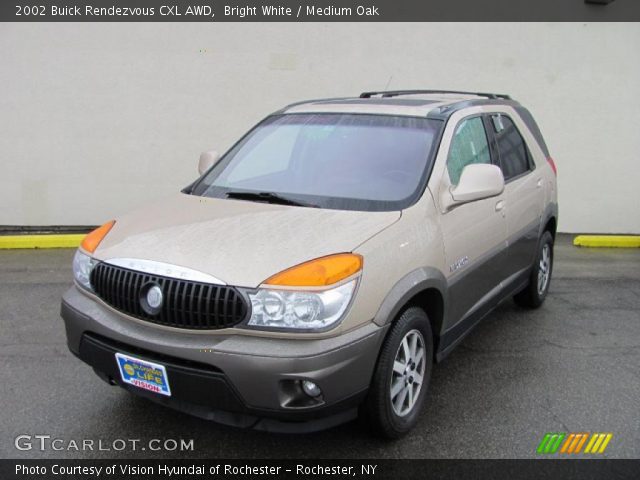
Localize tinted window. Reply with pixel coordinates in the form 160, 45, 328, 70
514, 106, 550, 157
192, 114, 443, 212
447, 117, 491, 185
492, 114, 531, 180
226, 123, 298, 183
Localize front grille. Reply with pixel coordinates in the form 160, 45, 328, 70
90, 262, 248, 330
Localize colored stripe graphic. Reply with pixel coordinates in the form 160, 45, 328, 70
549, 433, 565, 453
560, 433, 588, 454
537, 433, 565, 454
539, 433, 613, 455
537, 434, 552, 454
560, 433, 575, 453
574, 433, 589, 453
585, 433, 613, 454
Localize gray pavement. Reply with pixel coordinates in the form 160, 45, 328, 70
1, 235, 639, 459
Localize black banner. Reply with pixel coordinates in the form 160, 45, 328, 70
1, 0, 639, 22
3, 460, 640, 480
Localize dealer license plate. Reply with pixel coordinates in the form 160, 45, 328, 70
115, 352, 171, 397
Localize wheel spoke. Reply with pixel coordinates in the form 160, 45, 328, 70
409, 333, 418, 359
407, 383, 414, 408
414, 348, 424, 368
395, 385, 408, 411
390, 378, 404, 399
393, 360, 405, 375
401, 337, 410, 362
412, 372, 423, 387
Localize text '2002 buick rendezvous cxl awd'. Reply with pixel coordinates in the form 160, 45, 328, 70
62, 90, 558, 438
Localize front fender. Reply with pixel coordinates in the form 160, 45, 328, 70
372, 267, 448, 334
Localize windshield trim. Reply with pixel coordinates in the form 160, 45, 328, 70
189, 113, 445, 212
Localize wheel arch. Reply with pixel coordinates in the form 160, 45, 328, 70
544, 216, 557, 239
372, 268, 448, 360
540, 202, 558, 240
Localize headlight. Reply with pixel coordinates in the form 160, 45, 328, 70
73, 250, 97, 291
244, 253, 363, 331
245, 279, 356, 331
72, 220, 114, 291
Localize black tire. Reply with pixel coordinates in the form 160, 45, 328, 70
361, 306, 434, 439
514, 230, 554, 308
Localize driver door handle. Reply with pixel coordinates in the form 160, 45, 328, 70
495, 200, 505, 212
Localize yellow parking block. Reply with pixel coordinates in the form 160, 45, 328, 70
573, 235, 640, 248
0, 234, 85, 249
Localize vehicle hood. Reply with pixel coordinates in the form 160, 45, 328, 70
94, 193, 400, 288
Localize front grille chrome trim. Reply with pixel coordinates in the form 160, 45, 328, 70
103, 258, 226, 285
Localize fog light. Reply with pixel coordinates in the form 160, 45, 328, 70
301, 380, 321, 398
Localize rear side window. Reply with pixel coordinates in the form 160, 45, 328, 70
446, 116, 491, 185
491, 114, 532, 181
514, 106, 550, 158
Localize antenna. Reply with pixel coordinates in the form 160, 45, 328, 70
384, 75, 393, 90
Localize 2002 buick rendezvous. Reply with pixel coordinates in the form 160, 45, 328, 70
61, 90, 558, 437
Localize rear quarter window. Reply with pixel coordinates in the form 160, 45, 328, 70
491, 114, 533, 181
514, 106, 550, 158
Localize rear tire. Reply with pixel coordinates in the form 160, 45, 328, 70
514, 231, 554, 308
361, 307, 433, 439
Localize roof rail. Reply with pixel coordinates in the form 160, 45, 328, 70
359, 90, 511, 100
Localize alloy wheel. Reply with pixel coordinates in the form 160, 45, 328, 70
390, 329, 426, 417
537, 243, 551, 295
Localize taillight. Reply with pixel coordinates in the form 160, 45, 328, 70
547, 157, 557, 176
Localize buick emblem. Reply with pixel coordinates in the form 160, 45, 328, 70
140, 283, 163, 315
146, 285, 163, 309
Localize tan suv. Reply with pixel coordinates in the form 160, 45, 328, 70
62, 90, 558, 438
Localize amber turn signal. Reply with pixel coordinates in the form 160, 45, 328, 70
264, 253, 363, 287
80, 220, 115, 253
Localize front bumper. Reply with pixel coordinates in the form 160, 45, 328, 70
61, 286, 387, 432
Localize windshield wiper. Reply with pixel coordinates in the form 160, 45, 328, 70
225, 191, 318, 208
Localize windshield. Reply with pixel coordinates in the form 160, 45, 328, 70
191, 113, 443, 211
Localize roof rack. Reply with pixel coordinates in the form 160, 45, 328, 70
359, 90, 511, 100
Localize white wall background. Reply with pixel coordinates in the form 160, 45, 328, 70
1, 23, 639, 233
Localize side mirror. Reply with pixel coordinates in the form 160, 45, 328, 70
450, 163, 504, 205
198, 150, 221, 175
